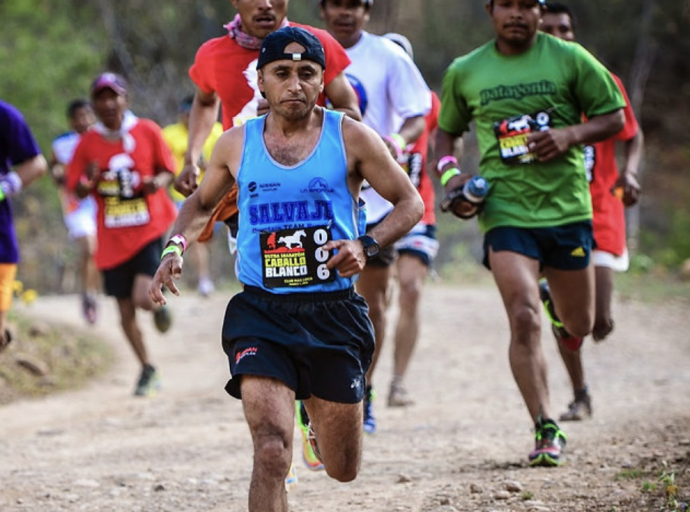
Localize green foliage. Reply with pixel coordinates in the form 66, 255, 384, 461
616, 468, 645, 480
1, 0, 689, 293
641, 208, 690, 268
94, 0, 234, 125
284, 0, 321, 24
658, 461, 682, 512
628, 253, 655, 274
642, 481, 658, 493
615, 272, 690, 304
611, 460, 687, 512
521, 491, 534, 500
0, 0, 106, 151
420, 2, 497, 89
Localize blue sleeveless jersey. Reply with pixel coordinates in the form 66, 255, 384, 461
235, 109, 366, 294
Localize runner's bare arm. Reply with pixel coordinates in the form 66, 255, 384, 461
527, 109, 625, 162
433, 128, 471, 192
350, 120, 423, 248
14, 155, 47, 190
617, 127, 644, 206
150, 128, 242, 304
48, 149, 66, 185
175, 88, 221, 197
142, 167, 174, 194
324, 118, 423, 278
324, 72, 362, 121
382, 115, 425, 160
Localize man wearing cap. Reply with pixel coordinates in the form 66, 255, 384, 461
67, 72, 178, 397
173, 0, 361, 249
320, 0, 432, 435
434, 0, 625, 466
150, 26, 423, 511
162, 96, 224, 297
0, 100, 47, 352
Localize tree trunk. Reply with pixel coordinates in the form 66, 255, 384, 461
368, 0, 402, 32
625, 0, 658, 255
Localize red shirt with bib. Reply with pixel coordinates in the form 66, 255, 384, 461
67, 119, 177, 270
587, 74, 639, 256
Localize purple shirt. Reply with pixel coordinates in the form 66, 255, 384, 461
1, 100, 42, 263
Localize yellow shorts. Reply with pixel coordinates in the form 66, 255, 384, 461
0, 264, 18, 310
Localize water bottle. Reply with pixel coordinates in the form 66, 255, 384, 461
440, 175, 489, 219
463, 175, 489, 205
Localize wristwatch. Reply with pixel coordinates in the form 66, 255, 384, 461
358, 235, 380, 260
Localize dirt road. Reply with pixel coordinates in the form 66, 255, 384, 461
1, 283, 688, 511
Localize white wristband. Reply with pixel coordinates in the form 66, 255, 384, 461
437, 156, 458, 173
168, 234, 188, 253
0, 171, 23, 197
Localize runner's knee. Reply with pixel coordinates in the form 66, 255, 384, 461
592, 317, 614, 341
565, 323, 591, 339
509, 305, 541, 344
253, 433, 292, 479
398, 278, 423, 311
562, 312, 594, 338
324, 451, 360, 483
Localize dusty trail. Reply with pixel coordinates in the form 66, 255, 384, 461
1, 283, 688, 511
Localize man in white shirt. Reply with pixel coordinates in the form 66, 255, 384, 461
320, 0, 431, 435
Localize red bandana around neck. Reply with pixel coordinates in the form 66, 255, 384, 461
224, 14, 290, 50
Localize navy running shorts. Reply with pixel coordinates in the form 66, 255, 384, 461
222, 286, 375, 403
483, 221, 593, 271
102, 236, 164, 298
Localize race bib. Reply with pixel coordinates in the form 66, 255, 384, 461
400, 152, 423, 189
260, 225, 335, 288
104, 196, 150, 228
97, 164, 150, 228
494, 110, 552, 165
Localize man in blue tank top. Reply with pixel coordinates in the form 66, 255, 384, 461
150, 26, 423, 511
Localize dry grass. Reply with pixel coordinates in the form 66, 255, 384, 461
0, 311, 113, 405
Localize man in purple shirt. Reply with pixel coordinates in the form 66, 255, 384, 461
0, 100, 47, 351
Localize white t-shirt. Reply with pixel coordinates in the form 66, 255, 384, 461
52, 131, 81, 165
52, 131, 98, 238
345, 31, 431, 224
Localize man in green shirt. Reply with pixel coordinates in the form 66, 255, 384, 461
435, 0, 625, 467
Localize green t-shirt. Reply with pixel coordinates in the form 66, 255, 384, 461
439, 33, 625, 232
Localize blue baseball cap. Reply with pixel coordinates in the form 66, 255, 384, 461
257, 26, 326, 70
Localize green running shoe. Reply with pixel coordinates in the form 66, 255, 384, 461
529, 418, 567, 467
